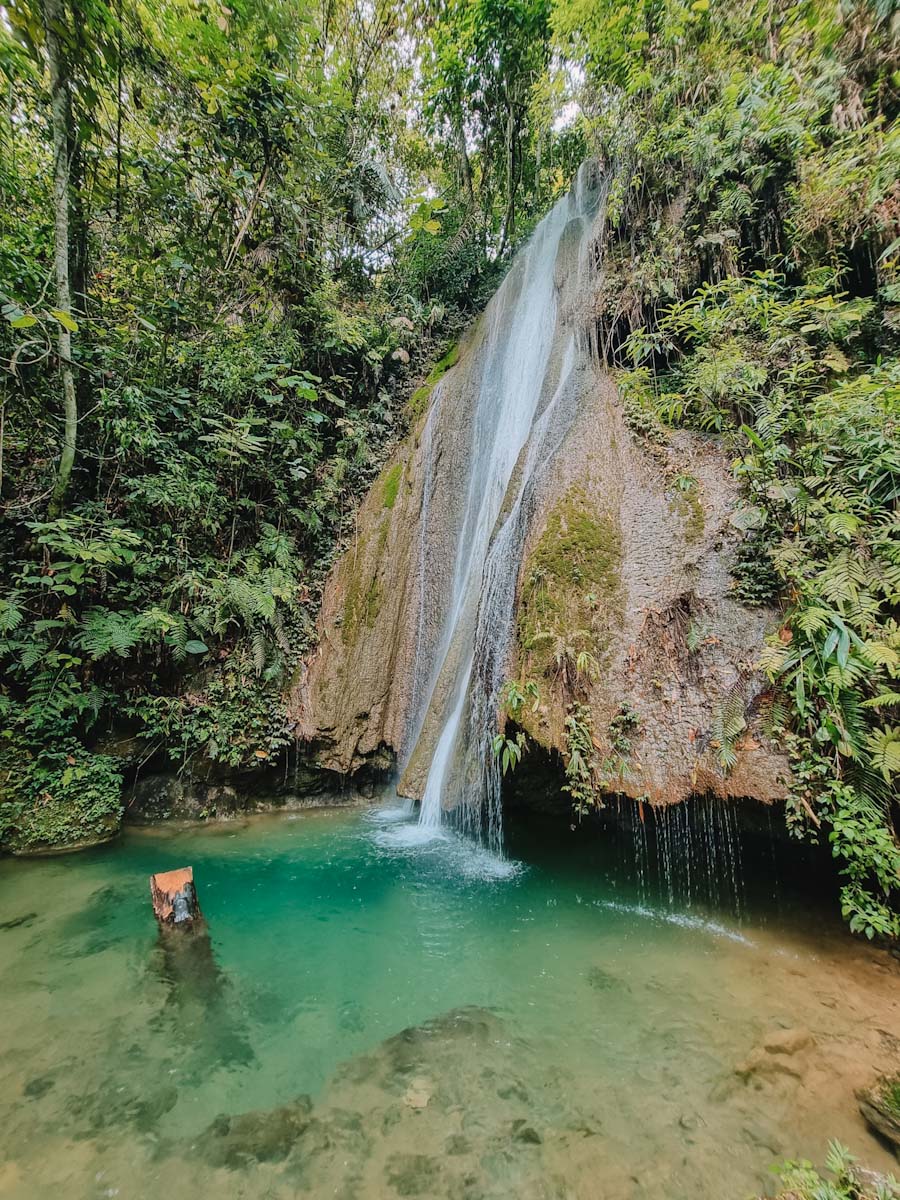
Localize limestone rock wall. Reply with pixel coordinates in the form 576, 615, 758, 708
291, 355, 789, 805
291, 171, 790, 808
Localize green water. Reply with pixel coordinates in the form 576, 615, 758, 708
1, 801, 897, 1200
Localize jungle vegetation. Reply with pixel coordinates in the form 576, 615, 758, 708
0, 0, 897, 935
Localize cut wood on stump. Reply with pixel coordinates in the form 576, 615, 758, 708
150, 866, 202, 929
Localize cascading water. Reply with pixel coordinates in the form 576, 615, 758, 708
403, 163, 604, 847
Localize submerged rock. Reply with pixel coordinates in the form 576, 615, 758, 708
761, 1028, 814, 1056
385, 1152, 442, 1196
403, 1077, 433, 1109
196, 1095, 313, 1167
189, 1004, 604, 1197
735, 1027, 815, 1087
68, 1080, 179, 1136
511, 1120, 543, 1145
0, 912, 37, 931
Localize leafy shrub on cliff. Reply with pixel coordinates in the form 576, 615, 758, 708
622, 275, 900, 939
558, 0, 899, 939
0, 740, 123, 853
2, 0, 521, 847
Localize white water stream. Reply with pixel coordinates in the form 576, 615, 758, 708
407, 163, 603, 846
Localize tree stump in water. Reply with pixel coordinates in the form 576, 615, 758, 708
148, 867, 253, 1064
150, 866, 202, 930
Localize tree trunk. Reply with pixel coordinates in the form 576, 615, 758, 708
150, 866, 203, 930
115, 0, 123, 222
499, 101, 518, 256
43, 0, 77, 517
453, 99, 474, 208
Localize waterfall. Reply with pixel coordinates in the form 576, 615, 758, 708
404, 163, 603, 847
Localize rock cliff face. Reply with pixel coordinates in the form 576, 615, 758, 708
291, 163, 789, 811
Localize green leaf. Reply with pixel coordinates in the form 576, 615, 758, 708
10, 314, 37, 329
48, 309, 78, 332
739, 424, 766, 451
795, 658, 806, 714
184, 640, 209, 655
837, 627, 850, 669
729, 504, 765, 531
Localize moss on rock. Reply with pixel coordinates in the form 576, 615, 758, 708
1, 742, 123, 854
342, 566, 383, 648
858, 1073, 900, 1153
669, 486, 705, 544
341, 517, 391, 648
382, 464, 403, 509
406, 341, 461, 422
517, 487, 623, 686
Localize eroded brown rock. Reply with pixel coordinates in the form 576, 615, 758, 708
858, 1075, 900, 1153
291, 169, 790, 810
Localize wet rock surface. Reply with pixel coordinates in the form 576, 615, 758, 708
293, 168, 790, 810
125, 763, 354, 824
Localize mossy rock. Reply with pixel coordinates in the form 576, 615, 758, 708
382, 463, 403, 509
406, 341, 460, 421
342, 569, 383, 648
517, 486, 623, 683
669, 484, 705, 543
858, 1074, 900, 1152
1, 743, 124, 855
198, 1096, 313, 1167
341, 518, 391, 649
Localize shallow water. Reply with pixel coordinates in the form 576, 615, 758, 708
1, 801, 897, 1200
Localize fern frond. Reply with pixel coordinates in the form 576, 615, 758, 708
77, 610, 141, 660
866, 725, 900, 782
251, 629, 267, 675
0, 596, 24, 634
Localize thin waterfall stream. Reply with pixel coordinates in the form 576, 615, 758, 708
404, 164, 603, 846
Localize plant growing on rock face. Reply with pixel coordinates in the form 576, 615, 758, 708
564, 703, 602, 816
686, 620, 711, 655
767, 1140, 899, 1200
550, 0, 899, 943
492, 679, 541, 775
712, 679, 750, 773
499, 679, 541, 718
0, 738, 123, 852
624, 270, 900, 940
518, 489, 622, 699
492, 730, 528, 776
599, 703, 639, 784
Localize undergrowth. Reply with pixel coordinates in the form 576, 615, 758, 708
768, 1140, 899, 1200
621, 275, 899, 940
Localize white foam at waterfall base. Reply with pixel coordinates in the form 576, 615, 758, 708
365, 798, 415, 824
369, 806, 525, 881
